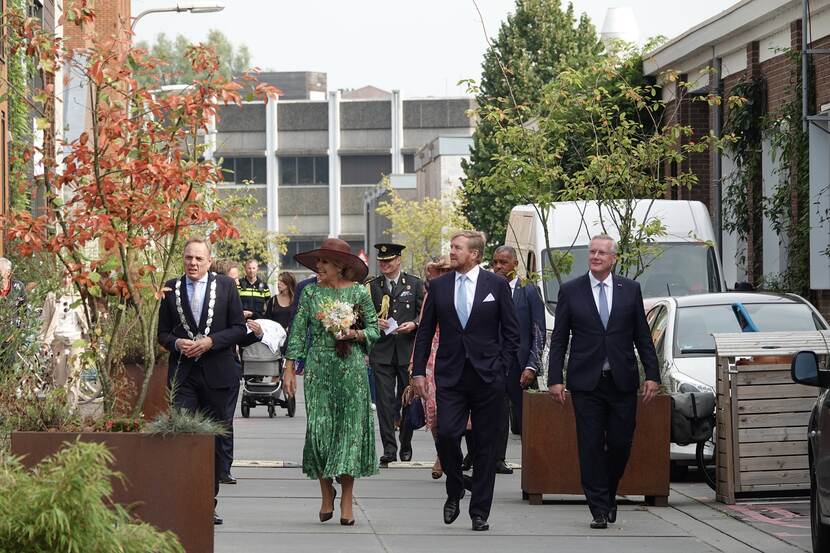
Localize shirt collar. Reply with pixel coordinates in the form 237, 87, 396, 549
188, 273, 209, 286
588, 271, 613, 288
457, 264, 480, 284
385, 271, 402, 285
509, 277, 519, 289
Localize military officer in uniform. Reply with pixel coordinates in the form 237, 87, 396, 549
366, 243, 424, 466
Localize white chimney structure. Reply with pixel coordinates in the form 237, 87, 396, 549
600, 6, 639, 50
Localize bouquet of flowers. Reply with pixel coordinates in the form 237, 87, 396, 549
316, 299, 365, 358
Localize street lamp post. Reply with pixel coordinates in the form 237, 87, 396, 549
131, 2, 225, 32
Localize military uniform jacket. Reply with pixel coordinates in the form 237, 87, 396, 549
366, 272, 424, 366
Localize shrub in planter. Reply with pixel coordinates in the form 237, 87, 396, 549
0, 439, 184, 553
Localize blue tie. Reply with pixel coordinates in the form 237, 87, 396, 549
456, 275, 469, 328
598, 282, 609, 329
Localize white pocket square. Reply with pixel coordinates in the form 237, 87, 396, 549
483, 293, 496, 302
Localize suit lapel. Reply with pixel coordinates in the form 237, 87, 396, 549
467, 271, 488, 323
196, 273, 214, 329
512, 280, 523, 306
606, 274, 621, 329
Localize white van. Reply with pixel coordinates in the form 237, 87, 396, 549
504, 200, 727, 330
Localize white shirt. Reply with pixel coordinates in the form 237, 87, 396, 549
187, 273, 210, 319
509, 277, 519, 297
385, 270, 402, 291
454, 264, 480, 317
588, 271, 613, 318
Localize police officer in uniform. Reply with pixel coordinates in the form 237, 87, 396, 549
366, 243, 424, 466
238, 258, 270, 319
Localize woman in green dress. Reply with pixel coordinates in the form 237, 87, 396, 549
283, 238, 379, 526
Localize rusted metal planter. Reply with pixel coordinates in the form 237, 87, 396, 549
521, 391, 671, 506
11, 432, 214, 553
121, 360, 170, 420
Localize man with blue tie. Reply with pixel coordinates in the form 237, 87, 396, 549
158, 238, 247, 525
547, 234, 660, 529
413, 231, 520, 532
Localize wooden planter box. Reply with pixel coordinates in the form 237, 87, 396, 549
11, 432, 214, 553
715, 355, 813, 503
521, 391, 670, 506
709, 332, 830, 504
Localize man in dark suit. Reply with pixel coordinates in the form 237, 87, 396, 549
547, 234, 660, 529
158, 237, 247, 525
367, 243, 424, 465
491, 245, 546, 473
413, 231, 520, 532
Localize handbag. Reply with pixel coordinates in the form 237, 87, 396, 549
404, 394, 426, 430
401, 376, 426, 430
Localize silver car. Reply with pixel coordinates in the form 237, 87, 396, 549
646, 292, 828, 463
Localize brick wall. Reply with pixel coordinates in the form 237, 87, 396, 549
813, 33, 830, 108
65, 0, 130, 50
680, 96, 712, 211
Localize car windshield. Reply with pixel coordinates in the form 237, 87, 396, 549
541, 243, 720, 306
675, 303, 826, 355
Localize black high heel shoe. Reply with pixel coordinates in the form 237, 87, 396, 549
340, 517, 355, 526
319, 488, 337, 522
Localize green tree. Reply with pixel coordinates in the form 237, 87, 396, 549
461, 0, 602, 254
375, 182, 470, 277
481, 49, 728, 282
137, 29, 252, 85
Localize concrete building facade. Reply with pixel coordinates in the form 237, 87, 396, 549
643, 0, 830, 311
213, 79, 476, 272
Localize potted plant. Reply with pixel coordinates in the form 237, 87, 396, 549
0, 439, 185, 552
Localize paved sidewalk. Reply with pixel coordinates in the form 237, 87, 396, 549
216, 379, 811, 553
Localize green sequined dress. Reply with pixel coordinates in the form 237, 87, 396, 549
285, 283, 380, 479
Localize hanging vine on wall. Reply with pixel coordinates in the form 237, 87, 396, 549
7, 0, 35, 211
760, 49, 812, 297
722, 76, 766, 280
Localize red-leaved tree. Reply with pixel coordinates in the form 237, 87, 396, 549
1, 3, 277, 415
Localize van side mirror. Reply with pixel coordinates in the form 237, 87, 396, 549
791, 351, 825, 387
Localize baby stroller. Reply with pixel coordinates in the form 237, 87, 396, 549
240, 341, 296, 418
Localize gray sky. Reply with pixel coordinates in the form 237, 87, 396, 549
132, 0, 732, 97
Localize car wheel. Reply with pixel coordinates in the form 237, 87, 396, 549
241, 403, 250, 418
811, 472, 830, 553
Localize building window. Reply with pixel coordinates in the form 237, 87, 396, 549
279, 156, 328, 185
220, 156, 267, 184
403, 154, 414, 174
341, 155, 392, 185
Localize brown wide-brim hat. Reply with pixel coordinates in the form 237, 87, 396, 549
294, 238, 369, 283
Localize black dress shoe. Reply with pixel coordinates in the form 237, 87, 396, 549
608, 499, 617, 523
590, 514, 608, 529
471, 515, 489, 531
399, 448, 412, 462
214, 511, 223, 525
495, 460, 513, 474
462, 474, 473, 492
379, 454, 395, 466
219, 473, 237, 485
443, 492, 464, 525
